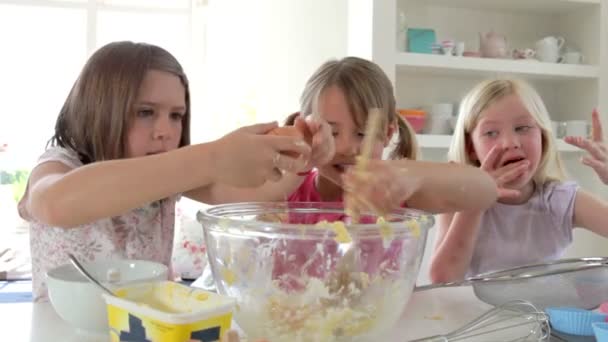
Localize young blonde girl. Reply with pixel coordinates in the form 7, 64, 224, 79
430, 78, 608, 283
18, 41, 312, 301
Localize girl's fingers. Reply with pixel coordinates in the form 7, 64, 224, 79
492, 160, 529, 179
272, 153, 309, 173
304, 116, 321, 133
294, 116, 313, 139
267, 135, 312, 158
480, 146, 503, 171
242, 121, 279, 134
565, 137, 606, 161
266, 166, 283, 182
494, 163, 528, 185
564, 135, 583, 147
592, 108, 604, 142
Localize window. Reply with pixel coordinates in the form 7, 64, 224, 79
0, 0, 195, 280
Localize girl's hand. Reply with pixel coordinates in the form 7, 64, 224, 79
564, 109, 608, 184
480, 146, 526, 200
343, 159, 420, 216
213, 122, 311, 187
295, 114, 335, 170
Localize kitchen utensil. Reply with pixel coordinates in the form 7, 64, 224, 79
68, 253, 115, 296
415, 257, 608, 310
410, 300, 550, 341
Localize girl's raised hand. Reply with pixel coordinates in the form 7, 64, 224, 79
295, 114, 335, 169
564, 109, 608, 184
343, 160, 419, 216
212, 122, 311, 187
480, 146, 526, 200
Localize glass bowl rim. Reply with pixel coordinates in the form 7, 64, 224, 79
196, 201, 434, 237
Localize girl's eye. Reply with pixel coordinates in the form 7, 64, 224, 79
170, 112, 185, 121
483, 130, 498, 137
515, 125, 532, 132
137, 109, 154, 117
332, 131, 339, 137
357, 132, 365, 138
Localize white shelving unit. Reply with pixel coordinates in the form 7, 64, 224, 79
395, 52, 599, 80
348, 0, 607, 152
416, 134, 580, 152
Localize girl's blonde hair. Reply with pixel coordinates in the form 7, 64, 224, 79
288, 56, 418, 160
449, 78, 566, 184
50, 41, 191, 164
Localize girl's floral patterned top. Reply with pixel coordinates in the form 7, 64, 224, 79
18, 147, 177, 301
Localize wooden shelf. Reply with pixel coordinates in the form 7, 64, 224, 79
395, 53, 599, 81
426, 0, 599, 14
417, 134, 580, 152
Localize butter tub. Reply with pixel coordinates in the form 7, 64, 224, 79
103, 281, 235, 342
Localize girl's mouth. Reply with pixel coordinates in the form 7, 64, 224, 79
501, 157, 526, 167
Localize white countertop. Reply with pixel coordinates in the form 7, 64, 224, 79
2, 286, 553, 341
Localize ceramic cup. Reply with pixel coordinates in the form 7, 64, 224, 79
561, 51, 584, 64
455, 42, 465, 56
551, 121, 564, 138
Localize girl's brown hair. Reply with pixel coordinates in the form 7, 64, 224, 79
286, 57, 418, 160
50, 41, 191, 164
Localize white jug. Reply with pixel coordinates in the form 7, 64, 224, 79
535, 36, 565, 63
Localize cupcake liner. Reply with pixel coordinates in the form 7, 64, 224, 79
593, 322, 608, 342
546, 307, 608, 336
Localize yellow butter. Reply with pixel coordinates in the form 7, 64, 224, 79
103, 281, 235, 342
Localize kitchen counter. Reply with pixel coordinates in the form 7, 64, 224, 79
2, 284, 584, 341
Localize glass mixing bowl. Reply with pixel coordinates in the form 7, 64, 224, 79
197, 202, 434, 342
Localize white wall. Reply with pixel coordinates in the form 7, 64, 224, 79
193, 0, 348, 142
181, 0, 348, 217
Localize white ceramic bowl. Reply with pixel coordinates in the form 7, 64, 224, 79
47, 259, 168, 333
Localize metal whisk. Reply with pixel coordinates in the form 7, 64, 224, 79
409, 300, 550, 342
